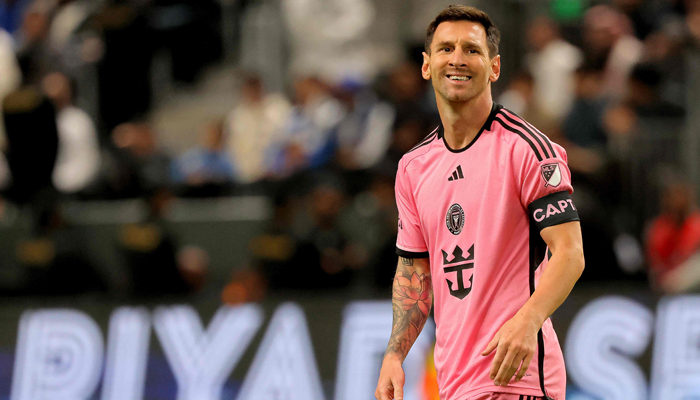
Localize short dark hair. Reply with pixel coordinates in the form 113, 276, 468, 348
425, 5, 500, 58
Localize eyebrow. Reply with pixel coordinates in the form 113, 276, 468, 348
433, 40, 482, 50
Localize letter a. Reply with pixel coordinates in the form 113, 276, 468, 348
237, 303, 325, 400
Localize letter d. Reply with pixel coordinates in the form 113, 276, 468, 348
11, 309, 104, 400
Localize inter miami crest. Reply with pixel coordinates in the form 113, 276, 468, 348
445, 203, 465, 235
540, 163, 562, 187
441, 244, 475, 299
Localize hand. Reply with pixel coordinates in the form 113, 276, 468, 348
481, 313, 540, 387
375, 355, 405, 400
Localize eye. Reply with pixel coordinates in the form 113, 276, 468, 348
442, 47, 452, 52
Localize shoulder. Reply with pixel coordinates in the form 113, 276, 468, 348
398, 125, 441, 172
492, 107, 565, 163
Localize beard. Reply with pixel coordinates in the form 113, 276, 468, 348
433, 74, 488, 103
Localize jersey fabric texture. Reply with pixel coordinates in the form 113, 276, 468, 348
395, 103, 579, 400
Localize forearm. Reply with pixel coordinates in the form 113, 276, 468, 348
386, 256, 433, 363
520, 245, 584, 328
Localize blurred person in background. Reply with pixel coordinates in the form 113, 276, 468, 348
118, 187, 209, 296
242, 175, 359, 291
646, 179, 700, 294
335, 81, 395, 172
0, 25, 21, 187
16, 196, 108, 295
104, 121, 171, 198
497, 71, 534, 120
14, 3, 56, 86
42, 71, 100, 195
93, 1, 152, 132
172, 118, 235, 197
225, 73, 290, 184
524, 15, 582, 132
2, 76, 58, 206
583, 5, 643, 101
269, 76, 344, 178
0, 0, 32, 39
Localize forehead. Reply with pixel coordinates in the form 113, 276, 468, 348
432, 20, 488, 48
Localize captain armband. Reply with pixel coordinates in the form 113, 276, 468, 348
528, 191, 580, 231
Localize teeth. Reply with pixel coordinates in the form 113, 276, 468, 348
449, 76, 470, 81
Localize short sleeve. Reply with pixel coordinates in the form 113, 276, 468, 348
395, 159, 429, 258
517, 145, 580, 231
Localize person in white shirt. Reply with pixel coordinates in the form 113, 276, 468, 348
42, 71, 100, 194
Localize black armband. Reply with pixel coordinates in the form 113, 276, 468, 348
528, 191, 580, 231
396, 247, 429, 259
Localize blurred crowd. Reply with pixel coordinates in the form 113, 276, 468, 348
1, 0, 700, 299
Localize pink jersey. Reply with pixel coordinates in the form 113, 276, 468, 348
395, 104, 579, 400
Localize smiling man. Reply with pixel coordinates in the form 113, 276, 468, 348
375, 6, 584, 400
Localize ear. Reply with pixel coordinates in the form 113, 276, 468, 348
421, 52, 431, 81
489, 54, 501, 83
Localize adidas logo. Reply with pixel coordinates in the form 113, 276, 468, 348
448, 165, 464, 181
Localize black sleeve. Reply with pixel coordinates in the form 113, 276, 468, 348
528, 191, 580, 231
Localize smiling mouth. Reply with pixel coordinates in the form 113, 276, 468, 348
447, 75, 472, 82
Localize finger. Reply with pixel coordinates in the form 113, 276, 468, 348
482, 333, 499, 356
515, 351, 535, 382
489, 341, 507, 381
493, 346, 519, 385
376, 386, 392, 400
501, 349, 527, 385
392, 377, 404, 400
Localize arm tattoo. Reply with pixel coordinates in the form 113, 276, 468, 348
386, 261, 432, 361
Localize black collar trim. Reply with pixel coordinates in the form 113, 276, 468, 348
439, 102, 502, 153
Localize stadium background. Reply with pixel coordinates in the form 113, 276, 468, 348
0, 0, 699, 398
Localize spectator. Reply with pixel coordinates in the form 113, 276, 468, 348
248, 175, 357, 290
583, 5, 644, 101
335, 82, 395, 171
497, 71, 535, 122
646, 180, 700, 293
225, 74, 290, 183
525, 16, 583, 126
42, 71, 101, 195
0, 0, 32, 37
118, 188, 209, 296
0, 26, 21, 186
3, 87, 58, 205
269, 76, 344, 177
105, 122, 171, 198
15, 5, 57, 86
172, 119, 235, 197
16, 197, 108, 295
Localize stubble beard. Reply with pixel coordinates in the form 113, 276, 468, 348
434, 74, 488, 104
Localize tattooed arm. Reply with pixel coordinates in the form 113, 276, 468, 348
376, 256, 432, 400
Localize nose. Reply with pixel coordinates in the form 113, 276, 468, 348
448, 47, 467, 68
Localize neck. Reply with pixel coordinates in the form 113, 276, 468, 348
437, 88, 494, 150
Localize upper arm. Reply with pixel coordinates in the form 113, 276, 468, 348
540, 220, 583, 255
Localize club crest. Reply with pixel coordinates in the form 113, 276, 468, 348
540, 163, 562, 187
445, 203, 465, 235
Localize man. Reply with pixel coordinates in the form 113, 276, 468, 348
375, 6, 584, 400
